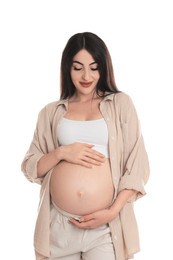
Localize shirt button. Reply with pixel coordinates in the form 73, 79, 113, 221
113, 235, 117, 240
111, 136, 115, 140
107, 117, 110, 121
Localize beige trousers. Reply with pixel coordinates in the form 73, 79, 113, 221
35, 202, 115, 260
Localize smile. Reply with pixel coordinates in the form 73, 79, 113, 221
80, 82, 93, 88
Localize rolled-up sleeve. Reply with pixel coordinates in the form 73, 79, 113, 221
21, 128, 45, 184
21, 106, 52, 185
118, 95, 150, 201
21, 151, 44, 184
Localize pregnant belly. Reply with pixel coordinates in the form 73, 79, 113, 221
50, 159, 114, 215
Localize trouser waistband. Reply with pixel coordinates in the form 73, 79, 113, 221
51, 200, 81, 221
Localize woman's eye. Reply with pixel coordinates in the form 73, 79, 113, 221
91, 67, 99, 71
73, 66, 82, 71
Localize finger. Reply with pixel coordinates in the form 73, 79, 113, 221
81, 143, 105, 158
84, 149, 105, 159
78, 160, 93, 168
82, 143, 94, 148
80, 214, 94, 222
69, 218, 95, 229
80, 156, 102, 166
69, 218, 85, 227
84, 153, 105, 163
86, 158, 103, 166
86, 148, 105, 158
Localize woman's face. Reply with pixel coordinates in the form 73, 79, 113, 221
70, 49, 100, 97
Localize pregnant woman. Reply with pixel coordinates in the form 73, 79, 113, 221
21, 32, 150, 260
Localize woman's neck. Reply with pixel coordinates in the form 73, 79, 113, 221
70, 91, 102, 103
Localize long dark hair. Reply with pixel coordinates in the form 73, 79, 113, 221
60, 32, 119, 99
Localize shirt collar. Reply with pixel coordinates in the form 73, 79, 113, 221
102, 93, 114, 101
56, 99, 68, 109
56, 93, 114, 108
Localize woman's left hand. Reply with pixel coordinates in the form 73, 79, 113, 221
69, 208, 117, 229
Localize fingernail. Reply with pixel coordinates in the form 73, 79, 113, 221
68, 218, 72, 223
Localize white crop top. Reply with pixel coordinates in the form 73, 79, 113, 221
57, 117, 109, 158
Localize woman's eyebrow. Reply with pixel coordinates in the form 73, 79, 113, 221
72, 61, 97, 65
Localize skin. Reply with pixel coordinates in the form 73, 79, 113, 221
37, 49, 136, 229
70, 49, 100, 100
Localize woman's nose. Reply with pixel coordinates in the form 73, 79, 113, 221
82, 69, 90, 81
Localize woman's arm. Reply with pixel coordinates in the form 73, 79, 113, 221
69, 189, 136, 229
37, 147, 62, 178
37, 143, 106, 178
109, 189, 136, 216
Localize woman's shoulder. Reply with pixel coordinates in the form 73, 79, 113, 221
106, 92, 133, 108
37, 99, 67, 121
40, 99, 67, 112
108, 92, 137, 120
114, 91, 131, 103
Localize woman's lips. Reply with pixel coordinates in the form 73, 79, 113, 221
80, 82, 93, 88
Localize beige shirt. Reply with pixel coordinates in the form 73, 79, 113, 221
21, 92, 150, 260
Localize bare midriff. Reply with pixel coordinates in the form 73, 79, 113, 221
50, 158, 114, 215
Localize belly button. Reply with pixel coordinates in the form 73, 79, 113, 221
77, 190, 85, 198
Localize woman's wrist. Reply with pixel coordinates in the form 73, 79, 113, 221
109, 190, 137, 218
109, 202, 121, 219
55, 146, 64, 162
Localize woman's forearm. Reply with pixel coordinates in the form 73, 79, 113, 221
37, 142, 106, 178
110, 189, 137, 216
37, 147, 63, 178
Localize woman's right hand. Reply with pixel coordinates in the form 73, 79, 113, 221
57, 143, 105, 168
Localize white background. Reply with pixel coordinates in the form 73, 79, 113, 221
0, 0, 173, 259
